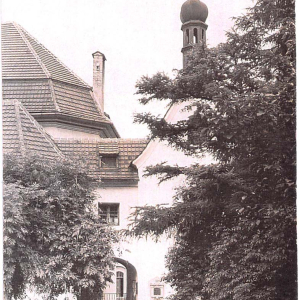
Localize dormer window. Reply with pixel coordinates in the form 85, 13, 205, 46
100, 156, 117, 168
99, 142, 119, 168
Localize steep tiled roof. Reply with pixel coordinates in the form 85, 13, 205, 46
2, 80, 56, 113
2, 22, 118, 134
3, 100, 63, 159
52, 81, 105, 121
2, 22, 89, 87
55, 139, 148, 182
20, 26, 91, 88
2, 23, 47, 79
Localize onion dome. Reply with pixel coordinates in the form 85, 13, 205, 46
180, 0, 208, 23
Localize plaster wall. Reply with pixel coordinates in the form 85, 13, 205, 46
128, 141, 195, 300
43, 125, 102, 140
93, 186, 139, 230
129, 102, 213, 300
93, 183, 174, 300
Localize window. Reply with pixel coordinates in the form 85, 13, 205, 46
96, 63, 100, 71
150, 285, 164, 298
202, 29, 205, 40
98, 203, 119, 225
100, 156, 117, 168
154, 288, 161, 296
116, 271, 124, 297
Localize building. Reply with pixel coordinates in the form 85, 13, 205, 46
2, 1, 209, 299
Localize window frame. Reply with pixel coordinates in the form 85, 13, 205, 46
98, 203, 120, 226
99, 155, 118, 168
116, 271, 124, 297
150, 285, 164, 298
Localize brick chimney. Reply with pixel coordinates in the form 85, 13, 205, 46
92, 51, 106, 112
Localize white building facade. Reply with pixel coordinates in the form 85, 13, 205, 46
2, 1, 210, 300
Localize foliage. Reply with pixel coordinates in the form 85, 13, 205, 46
128, 0, 296, 299
3, 154, 117, 300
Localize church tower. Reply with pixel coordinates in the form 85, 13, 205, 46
180, 0, 208, 68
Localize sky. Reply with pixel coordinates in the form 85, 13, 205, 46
1, 0, 254, 138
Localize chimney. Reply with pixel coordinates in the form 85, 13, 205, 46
92, 51, 106, 112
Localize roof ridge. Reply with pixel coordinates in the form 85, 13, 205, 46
2, 21, 17, 25
48, 79, 61, 112
16, 23, 91, 89
16, 100, 65, 158
13, 22, 51, 79
90, 90, 104, 114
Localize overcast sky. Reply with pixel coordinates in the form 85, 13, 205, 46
2, 0, 254, 138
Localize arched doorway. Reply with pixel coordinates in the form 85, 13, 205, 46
101, 258, 137, 300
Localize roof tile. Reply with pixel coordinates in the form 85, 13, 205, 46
2, 22, 114, 128
3, 100, 63, 159
2, 80, 57, 113
55, 139, 147, 181
2, 23, 47, 79
19, 25, 90, 88
52, 81, 107, 122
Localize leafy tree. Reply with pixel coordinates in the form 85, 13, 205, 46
128, 0, 296, 299
4, 154, 117, 300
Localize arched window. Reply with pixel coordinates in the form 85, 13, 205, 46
116, 271, 124, 297
193, 28, 198, 43
186, 29, 190, 44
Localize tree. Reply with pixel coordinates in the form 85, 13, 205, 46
4, 154, 118, 300
127, 1, 296, 299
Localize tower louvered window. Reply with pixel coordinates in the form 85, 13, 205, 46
193, 28, 198, 43
186, 29, 190, 43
